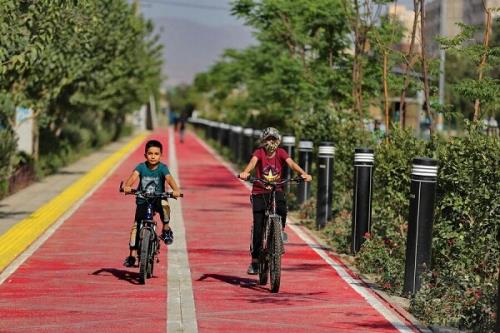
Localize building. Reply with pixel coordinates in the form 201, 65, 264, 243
424, 0, 500, 56
388, 3, 421, 52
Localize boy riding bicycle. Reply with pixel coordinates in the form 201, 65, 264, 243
239, 127, 312, 275
122, 139, 182, 267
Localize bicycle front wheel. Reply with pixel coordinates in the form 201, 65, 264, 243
139, 228, 153, 284
269, 217, 283, 293
147, 239, 158, 278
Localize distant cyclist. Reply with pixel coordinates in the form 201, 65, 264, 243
122, 139, 182, 267
239, 127, 312, 275
179, 112, 187, 143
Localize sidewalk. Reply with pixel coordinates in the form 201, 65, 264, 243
0, 127, 424, 332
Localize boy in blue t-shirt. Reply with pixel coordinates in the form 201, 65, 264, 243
122, 139, 181, 267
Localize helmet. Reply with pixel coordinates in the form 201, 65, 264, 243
260, 127, 281, 142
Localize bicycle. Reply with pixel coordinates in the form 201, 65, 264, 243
119, 181, 183, 285
239, 175, 303, 293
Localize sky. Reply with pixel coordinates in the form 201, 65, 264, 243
138, 0, 417, 22
138, 0, 245, 26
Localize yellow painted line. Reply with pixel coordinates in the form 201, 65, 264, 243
0, 132, 149, 272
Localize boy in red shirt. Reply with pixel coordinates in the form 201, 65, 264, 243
239, 127, 312, 274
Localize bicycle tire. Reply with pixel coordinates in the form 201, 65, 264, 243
147, 239, 157, 278
269, 217, 282, 293
258, 216, 271, 285
258, 259, 269, 285
139, 228, 152, 284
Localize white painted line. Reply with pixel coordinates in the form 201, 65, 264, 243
191, 131, 416, 333
167, 128, 198, 333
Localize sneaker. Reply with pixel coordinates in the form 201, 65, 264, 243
281, 231, 288, 244
160, 229, 174, 245
123, 256, 136, 267
247, 262, 259, 275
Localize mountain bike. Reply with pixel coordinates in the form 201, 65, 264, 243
119, 182, 182, 285
239, 175, 303, 293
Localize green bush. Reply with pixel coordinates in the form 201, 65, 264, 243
410, 127, 499, 332
0, 129, 17, 181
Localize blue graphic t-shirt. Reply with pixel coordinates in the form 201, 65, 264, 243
134, 162, 170, 204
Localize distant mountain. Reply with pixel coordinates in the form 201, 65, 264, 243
152, 17, 256, 87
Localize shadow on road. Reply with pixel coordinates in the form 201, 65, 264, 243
0, 211, 31, 219
197, 273, 257, 286
281, 262, 328, 271
91, 267, 142, 285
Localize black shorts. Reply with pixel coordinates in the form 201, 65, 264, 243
134, 199, 167, 223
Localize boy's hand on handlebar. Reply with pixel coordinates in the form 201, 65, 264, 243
301, 173, 312, 182
124, 186, 133, 194
172, 190, 182, 198
239, 172, 250, 180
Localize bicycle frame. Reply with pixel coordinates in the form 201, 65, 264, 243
262, 190, 278, 254
240, 175, 303, 292
137, 198, 159, 257
119, 181, 182, 284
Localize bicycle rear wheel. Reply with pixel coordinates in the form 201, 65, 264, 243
139, 228, 152, 284
258, 259, 269, 285
269, 217, 283, 293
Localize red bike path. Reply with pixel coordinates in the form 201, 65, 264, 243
0, 129, 421, 333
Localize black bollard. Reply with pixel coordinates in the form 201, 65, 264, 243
316, 142, 335, 229
403, 157, 439, 295
243, 128, 254, 162
297, 140, 313, 205
207, 120, 214, 140
228, 126, 237, 162
213, 122, 220, 140
281, 135, 295, 192
253, 130, 262, 150
210, 121, 217, 141
234, 126, 244, 164
212, 122, 220, 142
351, 148, 374, 254
219, 123, 228, 147
202, 119, 210, 139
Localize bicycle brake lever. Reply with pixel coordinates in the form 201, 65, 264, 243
293, 176, 305, 183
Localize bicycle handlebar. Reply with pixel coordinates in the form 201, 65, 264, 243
237, 175, 304, 186
119, 181, 183, 199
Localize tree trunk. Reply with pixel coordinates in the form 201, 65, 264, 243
399, 0, 420, 128
32, 116, 39, 161
352, 0, 364, 126
420, 0, 434, 135
473, 4, 492, 121
383, 50, 390, 139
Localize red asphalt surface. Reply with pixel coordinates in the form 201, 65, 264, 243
0, 129, 419, 333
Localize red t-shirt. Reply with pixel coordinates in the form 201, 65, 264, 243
252, 147, 290, 194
